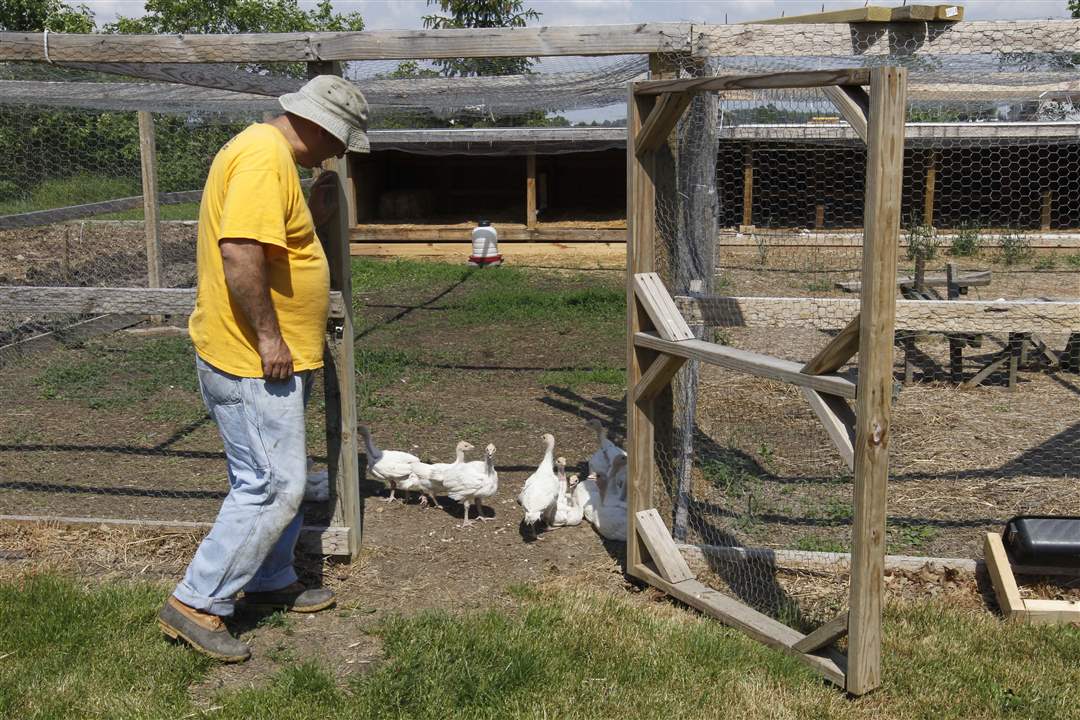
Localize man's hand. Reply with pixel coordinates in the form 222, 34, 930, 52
220, 238, 294, 381
307, 171, 339, 229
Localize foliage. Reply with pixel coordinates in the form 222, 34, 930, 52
949, 221, 981, 257
106, 0, 363, 35
1072, 0, 1080, 18
422, 0, 541, 77
998, 229, 1033, 266
904, 215, 939, 263
0, 0, 95, 31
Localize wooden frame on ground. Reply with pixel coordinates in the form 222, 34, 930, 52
626, 66, 908, 695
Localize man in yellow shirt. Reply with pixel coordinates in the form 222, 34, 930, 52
158, 75, 369, 662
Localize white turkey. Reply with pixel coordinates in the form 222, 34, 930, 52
545, 458, 584, 528
410, 440, 473, 509
304, 459, 329, 503
573, 472, 602, 525
358, 424, 421, 503
517, 433, 559, 535
442, 443, 499, 526
592, 454, 628, 542
585, 419, 626, 495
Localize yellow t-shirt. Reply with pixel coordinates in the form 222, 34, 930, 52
189, 123, 330, 377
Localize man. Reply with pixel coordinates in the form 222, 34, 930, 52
157, 75, 369, 662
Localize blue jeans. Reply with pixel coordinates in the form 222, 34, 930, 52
173, 355, 313, 616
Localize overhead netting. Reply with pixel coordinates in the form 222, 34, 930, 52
648, 25, 1080, 632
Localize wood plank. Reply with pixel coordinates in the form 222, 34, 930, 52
823, 86, 869, 143
793, 611, 850, 653
836, 270, 991, 292
633, 353, 687, 404
1041, 191, 1053, 232
525, 153, 537, 229
634, 509, 695, 583
633, 273, 695, 342
635, 69, 870, 96
635, 92, 693, 157
0, 24, 692, 62
751, 6, 893, 24
350, 226, 625, 243
137, 111, 163, 305
625, 85, 658, 575
984, 532, 1024, 620
1020, 599, 1080, 625
631, 564, 847, 687
316, 152, 362, 560
0, 514, 351, 556
676, 296, 1080, 335
891, 4, 964, 22
847, 65, 907, 697
923, 149, 938, 227
635, 331, 858, 399
802, 313, 861, 375
960, 353, 1008, 389
741, 146, 754, 227
801, 388, 856, 470
0, 287, 346, 319
349, 241, 625, 261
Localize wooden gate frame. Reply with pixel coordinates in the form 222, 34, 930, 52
626, 66, 908, 695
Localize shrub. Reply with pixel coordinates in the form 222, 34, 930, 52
998, 229, 1032, 266
950, 221, 981, 256
905, 218, 938, 263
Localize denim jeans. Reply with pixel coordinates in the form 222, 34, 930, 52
173, 355, 313, 616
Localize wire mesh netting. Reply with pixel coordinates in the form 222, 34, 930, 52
645, 27, 1079, 631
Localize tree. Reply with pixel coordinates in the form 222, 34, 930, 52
422, 0, 540, 77
107, 0, 363, 35
0, 0, 95, 32
1071, 0, 1079, 18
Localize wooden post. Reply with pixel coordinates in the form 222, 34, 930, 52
310, 61, 362, 559
741, 145, 754, 228
946, 262, 963, 383
626, 81, 660, 575
1041, 191, 1052, 231
138, 110, 163, 323
672, 56, 718, 542
815, 204, 825, 230
526, 152, 537, 229
847, 65, 907, 697
923, 149, 937, 228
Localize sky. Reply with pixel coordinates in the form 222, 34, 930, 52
78, 0, 1075, 29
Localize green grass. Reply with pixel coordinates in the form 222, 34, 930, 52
1, 574, 1079, 719
539, 364, 624, 389
795, 535, 847, 553
95, 202, 201, 221
1065, 253, 1080, 269
35, 336, 198, 409
0, 174, 140, 217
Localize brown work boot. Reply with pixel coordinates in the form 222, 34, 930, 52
241, 582, 335, 613
158, 596, 250, 663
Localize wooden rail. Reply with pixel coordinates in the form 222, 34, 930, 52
635, 69, 871, 95
0, 286, 347, 319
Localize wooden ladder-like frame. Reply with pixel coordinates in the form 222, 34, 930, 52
626, 67, 907, 695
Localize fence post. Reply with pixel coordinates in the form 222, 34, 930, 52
137, 110, 163, 323
847, 65, 907, 696
309, 61, 362, 559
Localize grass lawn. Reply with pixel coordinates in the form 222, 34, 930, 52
0, 574, 1078, 719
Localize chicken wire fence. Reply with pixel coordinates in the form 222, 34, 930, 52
643, 32, 1079, 631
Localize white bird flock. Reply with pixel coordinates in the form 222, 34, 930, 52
353, 420, 626, 540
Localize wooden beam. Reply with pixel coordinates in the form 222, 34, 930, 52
635, 92, 693, 157
633, 353, 687, 404
525, 153, 537, 229
890, 4, 964, 22
836, 270, 991, 293
625, 85, 659, 575
633, 273, 695, 342
634, 509, 695, 583
635, 69, 870, 96
801, 388, 856, 471
0, 514, 352, 556
350, 226, 625, 243
984, 532, 1025, 620
752, 6, 894, 24
137, 111, 163, 313
1041, 191, 1053, 231
741, 146, 754, 227
923, 149, 938, 227
0, 24, 692, 62
313, 142, 362, 559
802, 313, 861, 375
635, 331, 857, 399
847, 65, 907, 697
676, 295, 1080, 335
0, 286, 346, 319
631, 564, 847, 688
792, 611, 850, 654
1021, 599, 1080, 625
823, 85, 870, 143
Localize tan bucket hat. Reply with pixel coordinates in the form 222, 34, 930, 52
279, 75, 370, 153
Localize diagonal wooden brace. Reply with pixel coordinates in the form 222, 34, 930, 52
803, 313, 860, 375
635, 91, 693, 157
633, 272, 695, 342
823, 85, 870, 144
635, 508, 695, 583
634, 353, 687, 404
793, 611, 850, 653
801, 388, 856, 471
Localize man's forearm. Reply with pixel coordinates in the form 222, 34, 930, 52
220, 239, 281, 342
